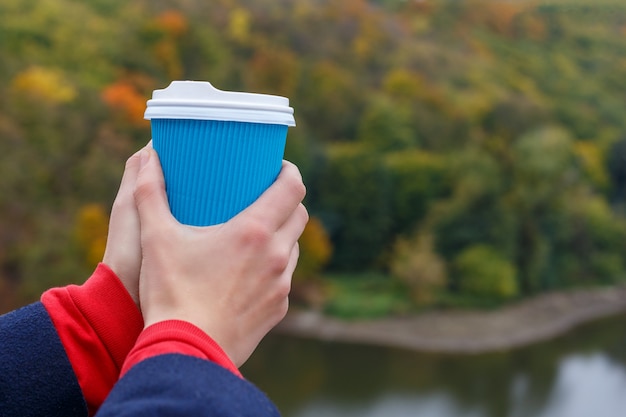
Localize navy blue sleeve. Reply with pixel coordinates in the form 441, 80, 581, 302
96, 354, 281, 417
0, 302, 87, 417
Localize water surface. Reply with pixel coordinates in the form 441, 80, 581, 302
242, 313, 626, 417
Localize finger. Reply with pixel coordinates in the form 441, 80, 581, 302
134, 148, 175, 232
283, 241, 300, 281
274, 242, 300, 321
239, 161, 306, 230
114, 147, 144, 202
106, 147, 145, 244
115, 141, 154, 200
275, 203, 309, 251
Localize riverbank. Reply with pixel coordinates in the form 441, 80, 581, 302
275, 285, 626, 353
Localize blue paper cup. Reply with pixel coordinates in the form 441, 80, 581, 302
144, 81, 296, 226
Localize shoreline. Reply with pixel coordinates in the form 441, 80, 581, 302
275, 285, 626, 354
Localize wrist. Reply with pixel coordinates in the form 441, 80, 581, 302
101, 258, 140, 307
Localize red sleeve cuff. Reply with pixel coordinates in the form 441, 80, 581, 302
121, 320, 242, 379
41, 263, 144, 416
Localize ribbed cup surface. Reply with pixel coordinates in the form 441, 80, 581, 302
151, 119, 288, 226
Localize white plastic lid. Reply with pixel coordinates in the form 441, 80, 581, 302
144, 81, 295, 126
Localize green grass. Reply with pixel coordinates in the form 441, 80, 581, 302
318, 272, 521, 319
321, 272, 412, 320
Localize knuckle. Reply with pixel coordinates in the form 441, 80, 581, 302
125, 153, 140, 170
277, 280, 292, 301
268, 250, 291, 274
269, 282, 291, 317
133, 179, 157, 208
124, 148, 145, 174
298, 203, 309, 225
289, 176, 307, 202
276, 298, 289, 321
238, 218, 273, 248
283, 162, 306, 201
293, 241, 300, 259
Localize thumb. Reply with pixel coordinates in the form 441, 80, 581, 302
133, 148, 173, 231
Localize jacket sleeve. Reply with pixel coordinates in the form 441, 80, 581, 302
40, 263, 144, 416
0, 302, 88, 417
96, 354, 281, 417
120, 320, 242, 378
96, 320, 281, 416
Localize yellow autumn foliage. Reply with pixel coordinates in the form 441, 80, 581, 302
229, 8, 251, 43
390, 234, 447, 306
574, 141, 610, 190
153, 39, 183, 80
294, 217, 332, 281
74, 204, 108, 269
383, 69, 423, 102
11, 66, 76, 104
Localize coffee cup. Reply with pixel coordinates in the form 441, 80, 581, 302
144, 81, 296, 226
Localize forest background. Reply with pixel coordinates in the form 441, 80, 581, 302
2, 0, 626, 318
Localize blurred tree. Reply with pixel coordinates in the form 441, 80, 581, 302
292, 216, 334, 308
298, 61, 364, 142
313, 144, 392, 271
573, 141, 610, 193
155, 10, 188, 38
245, 48, 300, 97
73, 204, 108, 270
606, 136, 626, 208
358, 96, 417, 151
2, 0, 626, 310
510, 126, 578, 211
384, 150, 450, 238
513, 9, 548, 40
101, 79, 150, 127
382, 68, 424, 102
507, 126, 579, 292
426, 146, 517, 290
0, 90, 117, 303
390, 233, 447, 307
228, 7, 252, 44
504, 126, 626, 292
484, 1, 526, 37
150, 10, 188, 80
453, 244, 518, 301
10, 66, 76, 104
482, 94, 549, 143
295, 216, 333, 281
551, 192, 626, 286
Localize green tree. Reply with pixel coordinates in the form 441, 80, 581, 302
507, 126, 580, 292
428, 146, 516, 269
313, 144, 392, 271
358, 96, 418, 151
297, 61, 364, 142
606, 136, 626, 207
453, 245, 519, 302
551, 192, 626, 287
384, 150, 450, 238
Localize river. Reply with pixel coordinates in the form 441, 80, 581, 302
242, 313, 626, 417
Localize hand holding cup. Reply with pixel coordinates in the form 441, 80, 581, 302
134, 148, 308, 367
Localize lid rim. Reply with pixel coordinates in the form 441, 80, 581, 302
146, 99, 294, 114
144, 106, 296, 127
